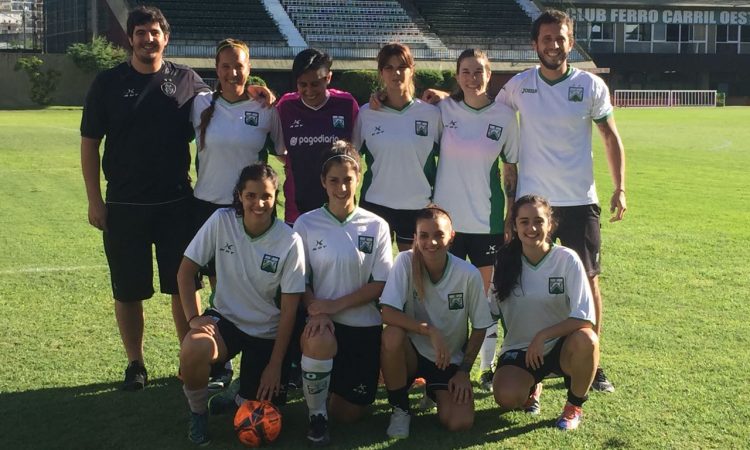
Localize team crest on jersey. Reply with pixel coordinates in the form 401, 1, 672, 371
220, 242, 235, 254
415, 120, 429, 136
445, 120, 458, 129
549, 277, 565, 294
448, 293, 464, 310
486, 124, 503, 141
261, 254, 280, 273
160, 78, 177, 96
244, 111, 259, 126
568, 87, 584, 102
332, 115, 345, 129
358, 235, 374, 254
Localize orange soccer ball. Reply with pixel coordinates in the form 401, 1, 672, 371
233, 400, 282, 447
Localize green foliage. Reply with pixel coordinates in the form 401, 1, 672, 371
13, 56, 62, 106
66, 36, 127, 73
334, 70, 380, 105
248, 75, 267, 87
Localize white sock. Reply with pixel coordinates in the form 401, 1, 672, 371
183, 385, 208, 414
480, 323, 498, 372
301, 355, 333, 418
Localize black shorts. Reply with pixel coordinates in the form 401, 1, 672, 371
552, 204, 601, 277
407, 343, 459, 400
103, 198, 196, 301
496, 336, 569, 385
205, 309, 290, 406
359, 200, 418, 245
330, 322, 381, 406
191, 197, 231, 277
450, 232, 504, 267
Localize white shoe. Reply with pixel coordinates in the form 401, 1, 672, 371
386, 407, 411, 439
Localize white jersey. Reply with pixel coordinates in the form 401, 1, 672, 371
489, 245, 595, 356
352, 100, 441, 210
433, 98, 519, 234
191, 92, 285, 204
496, 66, 613, 206
293, 206, 393, 327
380, 251, 493, 364
184, 209, 305, 338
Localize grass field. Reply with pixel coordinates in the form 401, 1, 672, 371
1, 107, 749, 449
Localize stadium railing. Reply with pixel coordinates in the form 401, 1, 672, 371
613, 90, 718, 107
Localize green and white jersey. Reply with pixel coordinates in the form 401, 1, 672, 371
352, 100, 441, 210
489, 245, 595, 356
185, 209, 305, 338
191, 92, 285, 204
380, 251, 493, 364
293, 206, 393, 327
433, 98, 519, 234
496, 66, 613, 206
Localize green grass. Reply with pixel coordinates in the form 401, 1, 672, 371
1, 107, 749, 449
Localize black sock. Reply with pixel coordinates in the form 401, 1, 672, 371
567, 390, 588, 407
387, 385, 410, 412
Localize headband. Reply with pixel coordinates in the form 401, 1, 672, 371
216, 41, 249, 56
323, 154, 360, 171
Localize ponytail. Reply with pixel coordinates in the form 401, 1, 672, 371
198, 90, 221, 151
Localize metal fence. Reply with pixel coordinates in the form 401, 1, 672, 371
613, 90, 717, 107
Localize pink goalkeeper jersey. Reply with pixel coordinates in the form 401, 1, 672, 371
276, 89, 359, 223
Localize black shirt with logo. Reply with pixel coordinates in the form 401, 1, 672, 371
81, 61, 209, 204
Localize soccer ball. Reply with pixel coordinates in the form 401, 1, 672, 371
233, 400, 282, 447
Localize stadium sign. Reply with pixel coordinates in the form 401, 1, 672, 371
567, 7, 749, 25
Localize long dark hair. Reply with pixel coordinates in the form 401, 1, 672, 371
198, 39, 250, 151
412, 205, 453, 301
231, 163, 279, 217
492, 195, 555, 302
377, 43, 415, 97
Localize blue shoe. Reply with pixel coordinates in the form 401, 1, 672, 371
555, 403, 583, 431
188, 412, 211, 446
208, 378, 240, 416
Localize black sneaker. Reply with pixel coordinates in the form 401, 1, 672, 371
591, 367, 615, 393
207, 364, 233, 391
122, 361, 147, 391
478, 369, 494, 392
208, 379, 240, 416
188, 411, 211, 446
307, 414, 330, 447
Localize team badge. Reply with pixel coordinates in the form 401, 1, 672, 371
358, 235, 374, 254
332, 115, 345, 129
568, 87, 584, 102
261, 254, 280, 273
486, 124, 503, 141
415, 120, 429, 136
160, 79, 177, 96
244, 111, 259, 126
448, 293, 464, 310
549, 277, 565, 294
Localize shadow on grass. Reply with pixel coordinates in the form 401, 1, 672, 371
2, 378, 557, 449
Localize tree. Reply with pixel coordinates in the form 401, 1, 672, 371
67, 36, 127, 73
14, 56, 62, 106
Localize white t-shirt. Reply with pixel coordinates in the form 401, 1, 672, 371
184, 209, 305, 338
489, 245, 595, 355
433, 98, 519, 234
293, 206, 394, 327
352, 100, 441, 210
380, 251, 493, 364
191, 92, 285, 204
496, 66, 613, 206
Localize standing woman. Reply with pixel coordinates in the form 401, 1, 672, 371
276, 48, 359, 225
353, 43, 441, 251
379, 206, 492, 439
489, 195, 599, 431
177, 163, 305, 445
191, 38, 285, 388
292, 141, 393, 446
432, 49, 519, 390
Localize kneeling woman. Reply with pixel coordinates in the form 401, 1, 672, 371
380, 206, 492, 439
490, 194, 599, 431
177, 163, 305, 445
292, 141, 393, 446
